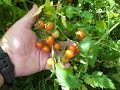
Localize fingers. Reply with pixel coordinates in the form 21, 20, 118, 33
45, 62, 71, 70
16, 4, 38, 29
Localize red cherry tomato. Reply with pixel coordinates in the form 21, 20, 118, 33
35, 42, 44, 49
35, 20, 45, 29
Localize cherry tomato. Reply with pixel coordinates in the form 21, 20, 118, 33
42, 45, 51, 53
52, 30, 60, 38
35, 20, 45, 29
35, 42, 44, 49
46, 36, 54, 45
73, 43, 80, 53
65, 49, 74, 59
61, 56, 70, 63
45, 22, 54, 31
47, 58, 55, 67
76, 31, 85, 40
54, 42, 61, 50
68, 45, 76, 53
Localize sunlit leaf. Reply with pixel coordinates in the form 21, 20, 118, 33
96, 20, 106, 30
79, 37, 93, 53
44, 0, 55, 16
107, 0, 115, 8
61, 15, 67, 28
55, 64, 79, 89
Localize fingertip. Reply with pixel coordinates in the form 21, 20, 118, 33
32, 4, 38, 10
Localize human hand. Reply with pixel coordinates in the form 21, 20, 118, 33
0, 5, 49, 77
0, 5, 72, 77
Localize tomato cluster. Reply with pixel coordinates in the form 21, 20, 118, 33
35, 19, 85, 67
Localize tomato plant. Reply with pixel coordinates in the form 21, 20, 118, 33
1, 0, 120, 90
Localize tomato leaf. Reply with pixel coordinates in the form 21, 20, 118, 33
79, 37, 93, 53
3, 0, 12, 6
55, 64, 79, 89
96, 20, 106, 32
44, 0, 55, 16
84, 71, 116, 89
81, 11, 93, 19
107, 0, 115, 8
66, 6, 75, 18
81, 85, 88, 90
112, 73, 120, 83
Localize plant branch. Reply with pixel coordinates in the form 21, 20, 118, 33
95, 22, 120, 45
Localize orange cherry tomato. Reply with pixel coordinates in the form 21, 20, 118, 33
76, 31, 85, 40
45, 22, 54, 31
47, 58, 55, 67
54, 42, 61, 50
65, 49, 74, 59
35, 20, 45, 29
68, 45, 76, 53
42, 45, 51, 53
46, 36, 54, 45
73, 43, 80, 53
35, 42, 44, 49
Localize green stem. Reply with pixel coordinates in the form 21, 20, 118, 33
99, 43, 120, 53
95, 22, 120, 45
59, 29, 70, 41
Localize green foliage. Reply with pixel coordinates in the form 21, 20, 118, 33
0, 0, 120, 90
55, 64, 79, 89
84, 71, 115, 89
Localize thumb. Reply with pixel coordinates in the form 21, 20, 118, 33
18, 4, 38, 29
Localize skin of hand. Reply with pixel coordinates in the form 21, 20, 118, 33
0, 4, 72, 77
